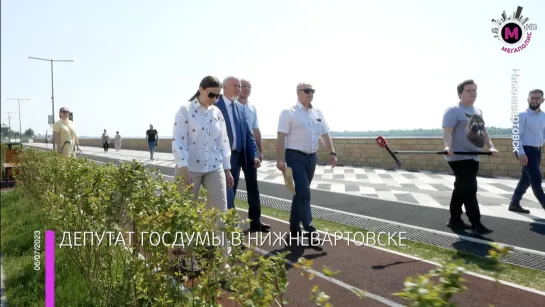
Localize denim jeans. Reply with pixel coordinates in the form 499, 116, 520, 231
148, 141, 156, 153
511, 146, 545, 207
285, 149, 317, 232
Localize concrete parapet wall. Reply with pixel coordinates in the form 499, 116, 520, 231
35, 137, 544, 178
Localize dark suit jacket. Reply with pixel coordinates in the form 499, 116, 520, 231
215, 95, 258, 166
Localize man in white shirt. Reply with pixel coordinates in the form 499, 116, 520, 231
239, 79, 263, 160
510, 89, 545, 213
236, 78, 269, 232
276, 82, 337, 246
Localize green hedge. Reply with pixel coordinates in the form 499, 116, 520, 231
13, 148, 340, 306
10, 148, 512, 306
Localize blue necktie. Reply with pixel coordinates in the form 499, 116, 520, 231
225, 108, 234, 150
231, 103, 243, 152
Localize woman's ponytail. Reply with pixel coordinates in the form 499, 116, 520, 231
188, 90, 200, 101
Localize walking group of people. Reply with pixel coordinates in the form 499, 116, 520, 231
442, 80, 545, 235
51, 77, 544, 244
172, 76, 337, 251
99, 126, 158, 160
100, 129, 122, 152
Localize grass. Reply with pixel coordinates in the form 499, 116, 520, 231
234, 200, 545, 292
0, 189, 94, 307
1, 185, 543, 307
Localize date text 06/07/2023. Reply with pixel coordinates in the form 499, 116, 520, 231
34, 231, 41, 271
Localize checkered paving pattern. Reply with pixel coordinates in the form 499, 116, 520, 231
26, 144, 545, 224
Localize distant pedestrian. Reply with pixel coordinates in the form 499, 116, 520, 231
442, 79, 498, 235
115, 131, 122, 151
101, 129, 110, 152
276, 82, 337, 247
53, 107, 81, 157
509, 89, 545, 213
146, 124, 158, 160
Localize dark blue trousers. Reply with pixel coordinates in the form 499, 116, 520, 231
285, 149, 317, 232
227, 151, 262, 224
511, 146, 545, 207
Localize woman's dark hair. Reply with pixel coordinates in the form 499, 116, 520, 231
189, 76, 222, 101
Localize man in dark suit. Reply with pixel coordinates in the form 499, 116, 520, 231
215, 76, 271, 233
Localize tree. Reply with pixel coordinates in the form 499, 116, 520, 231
23, 128, 35, 137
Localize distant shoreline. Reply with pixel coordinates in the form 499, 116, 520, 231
29, 128, 514, 140
32, 134, 513, 139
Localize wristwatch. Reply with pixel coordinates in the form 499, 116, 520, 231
330, 152, 336, 156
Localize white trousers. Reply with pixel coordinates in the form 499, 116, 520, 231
174, 166, 231, 265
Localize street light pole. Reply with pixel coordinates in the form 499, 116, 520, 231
28, 56, 74, 150
4, 112, 15, 142
6, 98, 30, 142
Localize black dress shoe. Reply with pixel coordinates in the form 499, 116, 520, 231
249, 222, 271, 233
303, 232, 323, 250
447, 219, 471, 229
508, 204, 530, 214
471, 224, 493, 235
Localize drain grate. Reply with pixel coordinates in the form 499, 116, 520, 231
236, 191, 545, 272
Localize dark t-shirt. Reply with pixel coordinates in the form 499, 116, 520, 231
146, 129, 158, 142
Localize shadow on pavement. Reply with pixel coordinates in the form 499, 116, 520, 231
449, 248, 503, 273
261, 240, 328, 272
371, 260, 420, 270
530, 222, 545, 235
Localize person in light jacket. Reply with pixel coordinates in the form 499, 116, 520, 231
114, 131, 122, 151
53, 107, 81, 157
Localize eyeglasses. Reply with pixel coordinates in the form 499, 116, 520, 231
206, 91, 221, 99
299, 88, 315, 94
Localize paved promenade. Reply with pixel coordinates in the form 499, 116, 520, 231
252, 216, 545, 307
28, 143, 545, 224
25, 143, 545, 253
22, 143, 545, 306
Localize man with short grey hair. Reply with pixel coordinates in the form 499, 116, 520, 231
239, 79, 263, 160
215, 76, 266, 232
277, 82, 337, 246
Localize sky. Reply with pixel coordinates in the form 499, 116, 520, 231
1, 0, 544, 138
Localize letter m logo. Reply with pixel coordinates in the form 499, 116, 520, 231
504, 27, 519, 40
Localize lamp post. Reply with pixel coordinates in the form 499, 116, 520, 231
28, 56, 74, 150
4, 112, 15, 142
6, 98, 30, 142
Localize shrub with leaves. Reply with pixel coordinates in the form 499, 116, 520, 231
14, 148, 337, 306
393, 260, 467, 306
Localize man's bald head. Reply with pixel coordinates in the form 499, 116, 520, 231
222, 76, 241, 101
